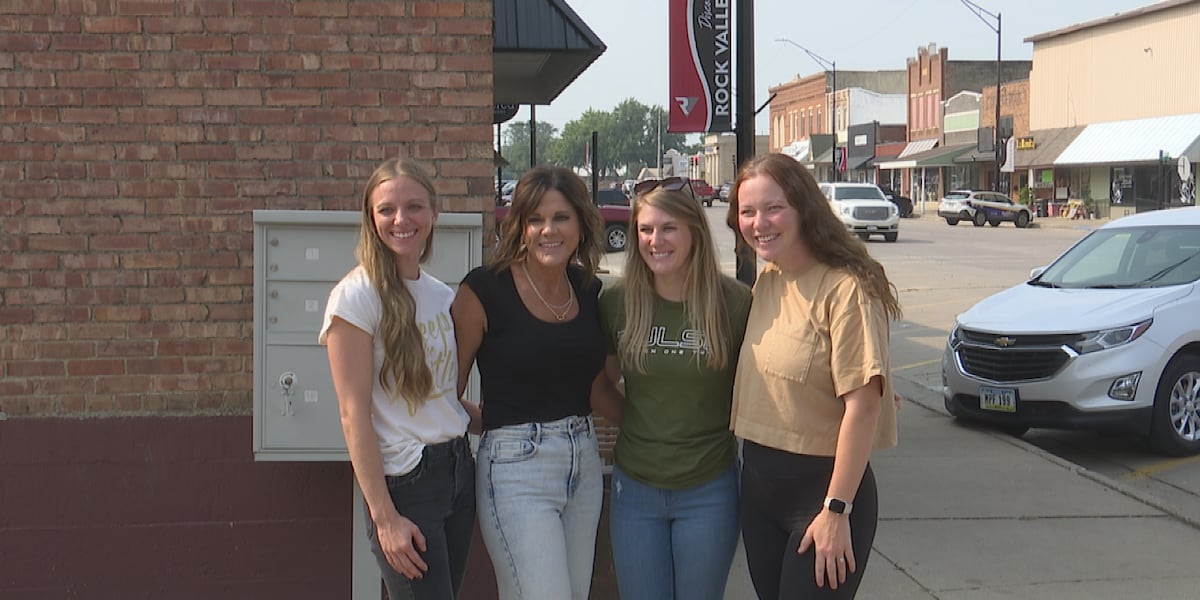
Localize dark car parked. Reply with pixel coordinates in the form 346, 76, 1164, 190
879, 186, 914, 218
594, 188, 630, 206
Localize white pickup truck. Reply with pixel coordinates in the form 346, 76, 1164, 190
819, 182, 900, 242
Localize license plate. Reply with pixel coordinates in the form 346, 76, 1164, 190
867, 225, 878, 231
979, 386, 1017, 413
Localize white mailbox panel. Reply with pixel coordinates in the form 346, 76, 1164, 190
253, 210, 483, 461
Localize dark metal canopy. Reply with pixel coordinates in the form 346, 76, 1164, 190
493, 0, 606, 105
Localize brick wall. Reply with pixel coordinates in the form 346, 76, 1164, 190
768, 73, 828, 151
982, 79, 1031, 138
0, 0, 494, 418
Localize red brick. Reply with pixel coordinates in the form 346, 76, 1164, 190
350, 2, 407, 17
294, 72, 348, 88
0, 307, 35, 324
19, 52, 79, 69
9, 360, 67, 377
203, 17, 259, 33
93, 305, 150, 322
381, 17, 435, 36
158, 339, 212, 356
437, 18, 490, 36
83, 16, 140, 32
233, 0, 290, 17
83, 89, 141, 106
39, 341, 97, 359
121, 252, 181, 269
292, 34, 349, 52
263, 90, 319, 106
80, 53, 141, 69
413, 2, 464, 18
295, 1, 346, 17
27, 235, 87, 252
142, 16, 203, 33
67, 287, 126, 304
95, 374, 154, 393
67, 358, 125, 376
51, 33, 111, 50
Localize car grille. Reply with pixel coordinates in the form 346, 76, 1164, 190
852, 206, 890, 220
955, 328, 1076, 381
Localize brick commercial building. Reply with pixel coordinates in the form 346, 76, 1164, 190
0, 1, 606, 597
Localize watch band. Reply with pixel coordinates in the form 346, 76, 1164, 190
824, 496, 853, 515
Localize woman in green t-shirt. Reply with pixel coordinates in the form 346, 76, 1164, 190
598, 182, 751, 600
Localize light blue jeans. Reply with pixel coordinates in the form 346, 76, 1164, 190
476, 415, 604, 600
609, 463, 740, 600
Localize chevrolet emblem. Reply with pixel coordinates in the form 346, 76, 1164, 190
993, 336, 1016, 347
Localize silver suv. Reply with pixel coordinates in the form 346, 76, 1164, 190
818, 182, 900, 242
939, 190, 1034, 228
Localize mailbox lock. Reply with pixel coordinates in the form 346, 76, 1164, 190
278, 371, 297, 416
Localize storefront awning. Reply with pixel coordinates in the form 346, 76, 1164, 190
954, 148, 995, 163
897, 138, 938, 158
493, 0, 606, 105
845, 155, 873, 170
1054, 113, 1200, 166
875, 143, 972, 170
1015, 126, 1085, 168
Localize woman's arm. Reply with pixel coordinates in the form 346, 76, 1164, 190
326, 318, 429, 579
450, 285, 486, 435
798, 374, 883, 590
588, 355, 625, 425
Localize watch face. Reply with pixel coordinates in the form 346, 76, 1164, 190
827, 498, 847, 513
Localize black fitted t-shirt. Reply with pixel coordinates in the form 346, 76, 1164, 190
462, 264, 605, 431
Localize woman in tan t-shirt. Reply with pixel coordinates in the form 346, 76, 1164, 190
727, 153, 901, 599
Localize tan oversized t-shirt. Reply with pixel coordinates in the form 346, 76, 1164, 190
731, 261, 897, 456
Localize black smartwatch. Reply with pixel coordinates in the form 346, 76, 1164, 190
824, 496, 853, 515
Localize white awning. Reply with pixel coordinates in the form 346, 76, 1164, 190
781, 139, 811, 162
874, 138, 939, 169
898, 138, 938, 158
1054, 113, 1200, 165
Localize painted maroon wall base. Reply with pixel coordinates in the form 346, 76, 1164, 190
0, 416, 352, 599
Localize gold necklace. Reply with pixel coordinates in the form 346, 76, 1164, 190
522, 262, 575, 321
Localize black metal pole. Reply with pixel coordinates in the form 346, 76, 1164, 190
734, 0, 756, 286
530, 104, 537, 166
591, 130, 599, 204
495, 123, 502, 203
994, 13, 1002, 192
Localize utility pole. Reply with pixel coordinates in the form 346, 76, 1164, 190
962, 0, 1003, 192
775, 38, 837, 181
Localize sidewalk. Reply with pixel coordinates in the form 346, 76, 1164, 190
721, 377, 1200, 599
909, 208, 1110, 231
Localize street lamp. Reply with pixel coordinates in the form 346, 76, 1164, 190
961, 0, 1003, 192
776, 38, 838, 182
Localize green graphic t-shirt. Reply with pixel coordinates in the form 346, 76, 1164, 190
599, 277, 751, 489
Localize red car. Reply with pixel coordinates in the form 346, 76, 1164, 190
686, 178, 716, 207
494, 203, 631, 253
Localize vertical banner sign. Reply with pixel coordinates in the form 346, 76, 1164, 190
668, 0, 732, 133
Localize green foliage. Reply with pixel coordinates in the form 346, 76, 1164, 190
499, 98, 696, 179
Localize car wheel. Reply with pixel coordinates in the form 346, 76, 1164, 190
604, 223, 627, 253
1149, 353, 1200, 456
972, 210, 987, 227
883, 232, 898, 242
705, 199, 713, 207
994, 423, 1030, 437
988, 218, 1000, 227
945, 218, 959, 226
1015, 211, 1030, 228
902, 201, 913, 218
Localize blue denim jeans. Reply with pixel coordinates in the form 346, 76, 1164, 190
364, 436, 475, 600
608, 463, 740, 600
476, 415, 604, 600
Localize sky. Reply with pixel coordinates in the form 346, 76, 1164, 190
519, 0, 1159, 136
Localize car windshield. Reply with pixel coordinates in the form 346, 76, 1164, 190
833, 186, 885, 201
1033, 225, 1200, 289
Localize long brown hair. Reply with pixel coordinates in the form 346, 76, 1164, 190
620, 188, 734, 373
355, 158, 437, 411
727, 153, 902, 320
490, 165, 605, 280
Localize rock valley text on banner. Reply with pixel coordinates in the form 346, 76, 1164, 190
668, 0, 733, 133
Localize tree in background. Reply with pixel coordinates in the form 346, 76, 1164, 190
499, 120, 559, 175
502, 98, 699, 179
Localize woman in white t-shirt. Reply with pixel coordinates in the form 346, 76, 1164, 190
320, 158, 474, 600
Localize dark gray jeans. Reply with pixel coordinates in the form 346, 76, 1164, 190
365, 436, 476, 600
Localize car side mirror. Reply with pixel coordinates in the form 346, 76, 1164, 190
885, 194, 894, 200
1029, 266, 1047, 279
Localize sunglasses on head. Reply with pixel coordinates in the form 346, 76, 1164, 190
633, 177, 687, 196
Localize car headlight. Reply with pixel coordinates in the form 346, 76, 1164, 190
840, 205, 852, 216
948, 324, 962, 348
1069, 320, 1152, 354
889, 204, 898, 217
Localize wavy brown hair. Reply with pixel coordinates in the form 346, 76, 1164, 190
726, 153, 902, 320
619, 188, 734, 373
490, 165, 605, 281
355, 158, 437, 412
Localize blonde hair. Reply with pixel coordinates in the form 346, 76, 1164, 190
490, 165, 605, 280
355, 158, 438, 411
727, 153, 902, 320
619, 188, 734, 373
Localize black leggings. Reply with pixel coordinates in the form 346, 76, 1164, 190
739, 441, 879, 600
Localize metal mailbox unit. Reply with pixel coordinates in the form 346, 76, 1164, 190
251, 209, 483, 598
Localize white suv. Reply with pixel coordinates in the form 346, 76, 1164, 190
818, 182, 900, 242
942, 207, 1200, 455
